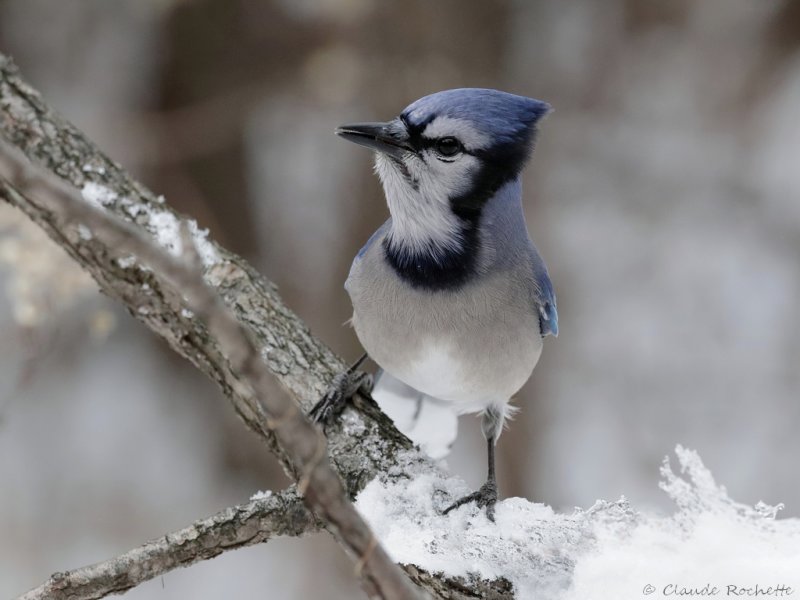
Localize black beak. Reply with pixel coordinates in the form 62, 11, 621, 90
335, 120, 413, 160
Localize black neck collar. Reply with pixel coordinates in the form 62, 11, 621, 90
383, 214, 481, 291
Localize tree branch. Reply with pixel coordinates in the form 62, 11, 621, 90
19, 489, 318, 600
0, 53, 512, 598
0, 136, 419, 599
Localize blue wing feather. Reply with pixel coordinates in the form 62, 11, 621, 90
533, 259, 558, 337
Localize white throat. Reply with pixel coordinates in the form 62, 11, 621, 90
375, 153, 463, 259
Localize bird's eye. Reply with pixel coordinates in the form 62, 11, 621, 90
434, 137, 462, 158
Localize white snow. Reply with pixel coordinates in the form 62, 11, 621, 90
79, 181, 219, 268
81, 182, 118, 207
81, 162, 106, 175
77, 224, 92, 240
144, 208, 219, 267
116, 255, 136, 268
250, 490, 273, 501
355, 446, 800, 599
568, 448, 800, 600
120, 197, 145, 218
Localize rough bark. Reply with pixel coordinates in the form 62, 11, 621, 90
0, 54, 512, 598
19, 490, 318, 600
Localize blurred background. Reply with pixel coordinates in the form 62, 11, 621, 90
1, 0, 799, 597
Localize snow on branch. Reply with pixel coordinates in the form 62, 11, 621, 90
357, 446, 800, 599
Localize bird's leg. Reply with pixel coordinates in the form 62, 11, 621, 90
443, 436, 499, 521
310, 352, 373, 425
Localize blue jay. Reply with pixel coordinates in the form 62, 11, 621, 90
311, 88, 557, 521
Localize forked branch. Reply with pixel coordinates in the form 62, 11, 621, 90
0, 53, 512, 599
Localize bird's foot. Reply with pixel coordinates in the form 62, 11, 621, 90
310, 355, 373, 426
443, 480, 498, 522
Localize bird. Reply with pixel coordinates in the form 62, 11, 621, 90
311, 88, 558, 521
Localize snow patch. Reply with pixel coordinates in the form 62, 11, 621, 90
77, 224, 92, 240
79, 184, 218, 267
120, 197, 145, 218
568, 447, 800, 600
81, 182, 117, 207
144, 208, 219, 267
250, 490, 273, 501
355, 446, 800, 599
116, 255, 136, 269
81, 162, 106, 175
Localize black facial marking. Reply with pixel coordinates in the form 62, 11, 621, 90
383, 213, 481, 291
451, 126, 538, 214
449, 158, 507, 214
388, 155, 418, 190
400, 112, 435, 149
383, 112, 539, 291
402, 111, 538, 215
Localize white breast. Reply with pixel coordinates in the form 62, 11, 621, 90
372, 336, 541, 416
399, 342, 469, 404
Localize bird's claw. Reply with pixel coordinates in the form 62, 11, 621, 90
309, 367, 373, 426
443, 480, 498, 522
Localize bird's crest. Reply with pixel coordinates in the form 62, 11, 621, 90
401, 88, 551, 152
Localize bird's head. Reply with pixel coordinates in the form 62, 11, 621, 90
337, 88, 551, 269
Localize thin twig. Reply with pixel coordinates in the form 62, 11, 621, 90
18, 489, 317, 600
